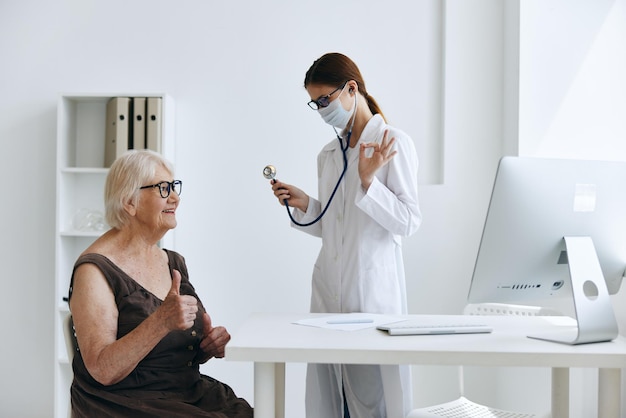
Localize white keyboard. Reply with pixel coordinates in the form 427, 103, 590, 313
377, 321, 493, 336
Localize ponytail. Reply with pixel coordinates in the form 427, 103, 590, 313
364, 93, 386, 123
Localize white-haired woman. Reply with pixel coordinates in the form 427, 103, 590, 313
68, 149, 252, 417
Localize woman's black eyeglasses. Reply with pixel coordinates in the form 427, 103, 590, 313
139, 180, 182, 198
307, 82, 347, 110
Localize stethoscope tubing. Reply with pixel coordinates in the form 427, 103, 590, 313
284, 133, 349, 227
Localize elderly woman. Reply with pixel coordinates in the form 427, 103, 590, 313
68, 149, 252, 417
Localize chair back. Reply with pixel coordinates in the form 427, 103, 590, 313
63, 314, 79, 361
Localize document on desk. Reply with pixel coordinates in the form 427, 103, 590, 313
293, 313, 405, 331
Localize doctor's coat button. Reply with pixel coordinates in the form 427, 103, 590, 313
187, 345, 194, 350
191, 330, 197, 337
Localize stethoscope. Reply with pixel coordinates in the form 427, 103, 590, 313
264, 130, 350, 227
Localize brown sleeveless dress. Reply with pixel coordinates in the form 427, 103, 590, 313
68, 249, 253, 417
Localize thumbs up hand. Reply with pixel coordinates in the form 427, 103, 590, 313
198, 312, 231, 362
160, 269, 198, 331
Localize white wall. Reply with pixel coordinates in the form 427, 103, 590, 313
1, 1, 624, 417
519, 0, 626, 161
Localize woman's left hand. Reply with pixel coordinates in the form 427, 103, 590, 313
358, 130, 397, 190
198, 312, 231, 362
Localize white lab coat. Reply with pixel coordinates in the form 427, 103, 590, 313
292, 114, 422, 418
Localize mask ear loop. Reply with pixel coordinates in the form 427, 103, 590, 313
284, 92, 357, 227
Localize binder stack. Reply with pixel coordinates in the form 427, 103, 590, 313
103, 96, 163, 167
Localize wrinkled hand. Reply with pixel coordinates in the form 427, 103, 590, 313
159, 269, 198, 331
358, 130, 397, 190
198, 312, 231, 363
270, 180, 309, 212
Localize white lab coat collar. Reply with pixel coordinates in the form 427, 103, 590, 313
320, 114, 386, 153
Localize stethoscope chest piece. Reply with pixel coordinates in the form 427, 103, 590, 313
263, 165, 277, 181
263, 130, 348, 227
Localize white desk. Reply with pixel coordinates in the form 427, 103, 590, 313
226, 313, 626, 418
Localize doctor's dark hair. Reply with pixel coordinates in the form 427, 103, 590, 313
304, 52, 386, 123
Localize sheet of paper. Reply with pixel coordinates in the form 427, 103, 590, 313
293, 313, 406, 331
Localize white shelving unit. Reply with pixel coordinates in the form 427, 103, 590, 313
54, 93, 175, 418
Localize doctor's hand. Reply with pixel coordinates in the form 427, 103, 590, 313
271, 180, 309, 212
359, 130, 397, 191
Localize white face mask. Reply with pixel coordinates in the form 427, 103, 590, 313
318, 85, 356, 129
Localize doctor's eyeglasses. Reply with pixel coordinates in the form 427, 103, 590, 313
139, 180, 182, 198
307, 82, 347, 110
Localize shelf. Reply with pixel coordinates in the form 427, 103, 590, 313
60, 230, 105, 237
54, 93, 175, 418
61, 167, 108, 174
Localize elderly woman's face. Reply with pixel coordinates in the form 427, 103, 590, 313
136, 165, 179, 232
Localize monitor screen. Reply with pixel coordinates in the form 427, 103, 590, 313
467, 156, 625, 344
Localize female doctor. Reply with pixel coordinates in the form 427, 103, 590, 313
270, 52, 422, 418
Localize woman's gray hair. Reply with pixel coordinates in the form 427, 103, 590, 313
104, 149, 174, 229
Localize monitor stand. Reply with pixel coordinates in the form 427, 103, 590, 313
528, 236, 619, 345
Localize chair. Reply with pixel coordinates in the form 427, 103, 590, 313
407, 396, 539, 418
63, 314, 79, 362
406, 303, 556, 418
63, 314, 79, 418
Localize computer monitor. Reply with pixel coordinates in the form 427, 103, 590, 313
467, 156, 625, 344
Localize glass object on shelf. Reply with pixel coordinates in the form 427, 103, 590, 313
72, 208, 106, 232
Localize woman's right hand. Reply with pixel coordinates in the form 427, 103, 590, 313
160, 269, 198, 331
270, 180, 309, 212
